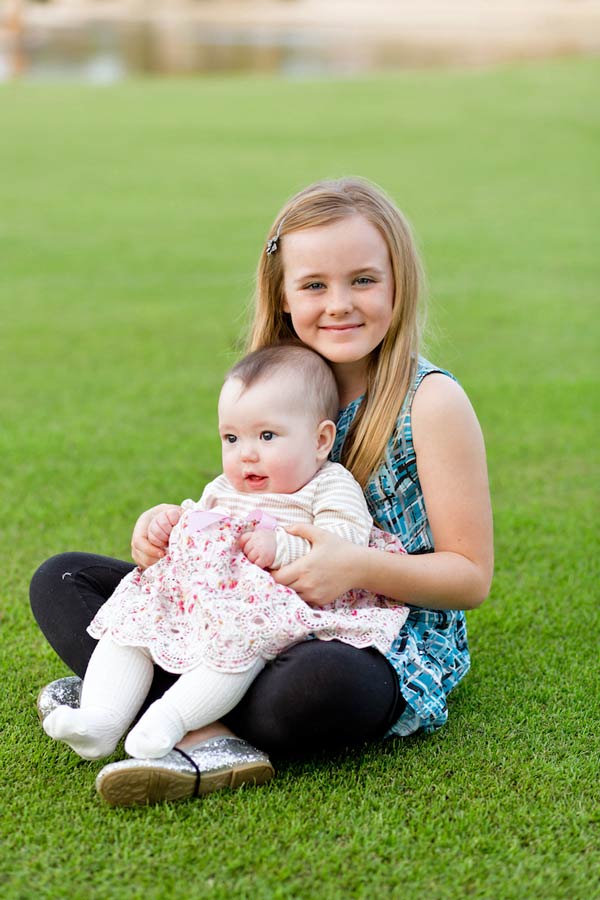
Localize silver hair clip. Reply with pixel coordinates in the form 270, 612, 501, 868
266, 218, 284, 256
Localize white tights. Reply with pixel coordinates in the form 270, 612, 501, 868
43, 636, 264, 760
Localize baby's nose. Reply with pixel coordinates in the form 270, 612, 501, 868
240, 443, 259, 462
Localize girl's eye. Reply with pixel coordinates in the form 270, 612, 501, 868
355, 276, 374, 285
224, 434, 237, 444
260, 431, 275, 442
305, 282, 325, 291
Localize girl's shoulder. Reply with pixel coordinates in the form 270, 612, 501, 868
410, 366, 483, 460
411, 360, 472, 422
392, 356, 459, 435
388, 357, 478, 466
334, 357, 463, 460
412, 356, 457, 394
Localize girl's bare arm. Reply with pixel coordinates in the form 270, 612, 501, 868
273, 375, 493, 610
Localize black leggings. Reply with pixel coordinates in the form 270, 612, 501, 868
30, 552, 406, 759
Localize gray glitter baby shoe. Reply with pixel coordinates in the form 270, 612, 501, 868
36, 676, 82, 723
95, 736, 274, 806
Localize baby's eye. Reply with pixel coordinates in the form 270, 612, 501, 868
224, 434, 237, 444
260, 431, 275, 442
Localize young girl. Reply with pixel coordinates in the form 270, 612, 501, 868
31, 176, 493, 805
42, 344, 409, 763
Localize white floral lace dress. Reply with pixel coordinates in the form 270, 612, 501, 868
88, 462, 409, 674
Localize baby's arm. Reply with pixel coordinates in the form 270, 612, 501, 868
271, 465, 372, 569
311, 466, 372, 544
272, 375, 493, 610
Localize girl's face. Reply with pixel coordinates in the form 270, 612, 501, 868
281, 215, 395, 393
218, 375, 334, 494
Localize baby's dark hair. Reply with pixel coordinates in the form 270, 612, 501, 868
226, 343, 339, 423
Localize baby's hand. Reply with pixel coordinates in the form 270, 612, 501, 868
239, 529, 277, 569
147, 506, 182, 549
131, 503, 182, 569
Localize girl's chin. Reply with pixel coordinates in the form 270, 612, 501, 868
326, 352, 368, 367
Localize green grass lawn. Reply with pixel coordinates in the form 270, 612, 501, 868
1, 58, 598, 899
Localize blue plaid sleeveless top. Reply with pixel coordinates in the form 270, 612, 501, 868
331, 357, 470, 736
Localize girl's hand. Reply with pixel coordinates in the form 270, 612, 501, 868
131, 504, 182, 570
271, 523, 361, 607
238, 529, 277, 569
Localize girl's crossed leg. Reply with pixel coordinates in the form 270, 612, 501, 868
32, 553, 406, 762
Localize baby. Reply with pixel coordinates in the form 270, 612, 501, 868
43, 344, 408, 761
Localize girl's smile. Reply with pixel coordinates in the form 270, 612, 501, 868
319, 323, 363, 331
281, 215, 395, 399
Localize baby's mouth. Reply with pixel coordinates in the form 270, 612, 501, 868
244, 474, 267, 486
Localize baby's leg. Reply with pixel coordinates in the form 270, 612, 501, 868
43, 636, 153, 760
125, 659, 264, 759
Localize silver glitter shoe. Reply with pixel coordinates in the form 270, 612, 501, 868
36, 676, 82, 723
95, 736, 275, 806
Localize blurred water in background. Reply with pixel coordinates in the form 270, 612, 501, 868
1, 17, 429, 83
1, 1, 599, 82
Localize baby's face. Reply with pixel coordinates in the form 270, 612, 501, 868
218, 375, 331, 494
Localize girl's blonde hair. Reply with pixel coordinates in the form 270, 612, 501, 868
250, 177, 424, 488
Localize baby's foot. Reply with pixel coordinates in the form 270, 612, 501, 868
124, 700, 186, 759
43, 705, 122, 760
